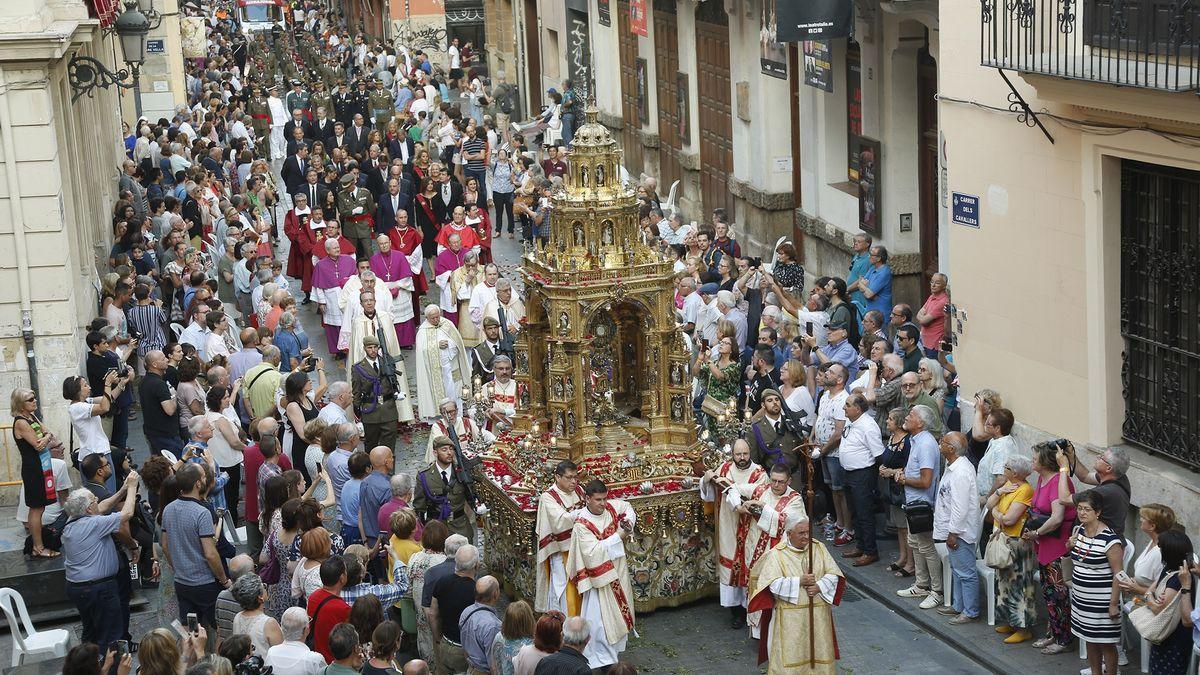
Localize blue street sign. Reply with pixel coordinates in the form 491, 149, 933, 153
951, 192, 980, 228
147, 39, 165, 54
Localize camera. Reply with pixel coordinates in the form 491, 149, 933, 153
748, 256, 762, 269
302, 355, 316, 372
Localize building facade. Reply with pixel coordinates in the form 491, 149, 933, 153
942, 0, 1200, 530
512, 0, 944, 312
0, 0, 127, 441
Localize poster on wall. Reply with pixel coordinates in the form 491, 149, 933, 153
566, 5, 592, 97
857, 136, 882, 236
676, 72, 690, 144
802, 40, 833, 91
630, 0, 649, 37
636, 58, 649, 125
777, 0, 854, 42
760, 0, 787, 78
598, 0, 611, 26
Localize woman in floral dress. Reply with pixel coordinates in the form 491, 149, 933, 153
407, 521, 450, 668
262, 498, 304, 619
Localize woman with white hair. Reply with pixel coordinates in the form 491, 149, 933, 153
231, 574, 284, 656
917, 357, 948, 414
985, 453, 1036, 643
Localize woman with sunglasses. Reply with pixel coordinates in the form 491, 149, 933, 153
10, 389, 60, 558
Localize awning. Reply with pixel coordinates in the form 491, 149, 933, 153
89, 0, 121, 27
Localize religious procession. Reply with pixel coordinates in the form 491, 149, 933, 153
3, 0, 1199, 674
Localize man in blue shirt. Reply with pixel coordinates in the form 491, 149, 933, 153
889, 404, 944, 606
340, 451, 371, 545
851, 245, 893, 320
801, 322, 860, 384
62, 472, 140, 652
846, 233, 872, 311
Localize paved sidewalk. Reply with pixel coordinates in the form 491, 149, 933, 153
841, 533, 1112, 675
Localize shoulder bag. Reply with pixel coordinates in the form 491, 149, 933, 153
1129, 572, 1184, 645
984, 530, 1015, 569
903, 500, 934, 534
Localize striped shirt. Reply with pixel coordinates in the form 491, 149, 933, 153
462, 137, 486, 172
125, 303, 168, 354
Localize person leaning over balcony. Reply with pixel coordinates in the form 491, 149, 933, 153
1021, 441, 1078, 655
985, 453, 1037, 644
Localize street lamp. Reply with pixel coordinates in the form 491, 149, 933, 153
68, 0, 152, 103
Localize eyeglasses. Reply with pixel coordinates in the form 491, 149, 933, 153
24, 397, 36, 403
900, 383, 918, 388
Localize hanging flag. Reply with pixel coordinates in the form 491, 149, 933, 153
777, 0, 854, 42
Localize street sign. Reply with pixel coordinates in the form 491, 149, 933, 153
147, 39, 165, 54
951, 192, 980, 228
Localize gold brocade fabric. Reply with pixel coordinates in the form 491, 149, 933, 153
748, 541, 844, 675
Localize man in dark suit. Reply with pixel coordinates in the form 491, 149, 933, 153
299, 168, 329, 210
375, 177, 412, 236
532, 616, 592, 675
280, 142, 310, 198
282, 108, 313, 143
312, 106, 336, 140
363, 153, 390, 200
345, 113, 371, 160
432, 165, 464, 224
328, 121, 349, 153
388, 133, 415, 169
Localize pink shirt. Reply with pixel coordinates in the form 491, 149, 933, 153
919, 291, 949, 350
1031, 473, 1076, 565
377, 497, 423, 541
243, 441, 292, 522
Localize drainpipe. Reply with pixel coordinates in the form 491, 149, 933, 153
0, 70, 42, 411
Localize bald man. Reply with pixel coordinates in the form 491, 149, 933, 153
358, 446, 395, 548
460, 575, 502, 673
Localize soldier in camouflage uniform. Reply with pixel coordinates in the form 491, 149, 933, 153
246, 84, 272, 142
369, 78, 393, 129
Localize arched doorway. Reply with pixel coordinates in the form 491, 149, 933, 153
585, 300, 653, 419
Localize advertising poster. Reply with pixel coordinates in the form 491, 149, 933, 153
630, 0, 649, 37
857, 136, 882, 236
777, 0, 854, 42
802, 40, 833, 91
759, 0, 787, 78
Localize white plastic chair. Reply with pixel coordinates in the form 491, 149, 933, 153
170, 322, 185, 339
974, 508, 998, 626
0, 587, 72, 667
662, 179, 681, 218
1079, 537, 1136, 659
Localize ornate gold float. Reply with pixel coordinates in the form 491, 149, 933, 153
475, 106, 720, 611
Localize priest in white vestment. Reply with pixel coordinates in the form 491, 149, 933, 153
535, 460, 584, 614
565, 480, 637, 670
738, 462, 807, 638
700, 439, 768, 628
414, 304, 471, 420
337, 289, 414, 423
466, 263, 499, 332
423, 397, 493, 463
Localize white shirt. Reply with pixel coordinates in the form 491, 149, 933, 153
17, 458, 70, 523
933, 456, 980, 543
179, 322, 211, 362
205, 410, 244, 467
976, 435, 1017, 497
318, 402, 350, 427
448, 44, 461, 68
69, 400, 110, 459
839, 413, 884, 471
265, 641, 326, 675
812, 388, 848, 451
680, 292, 703, 326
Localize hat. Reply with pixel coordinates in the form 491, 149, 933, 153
362, 334, 380, 347
827, 321, 849, 331
483, 316, 500, 328
761, 388, 782, 401
290, 79, 301, 86
698, 282, 719, 296
547, 87, 558, 95
339, 174, 356, 186
432, 435, 454, 449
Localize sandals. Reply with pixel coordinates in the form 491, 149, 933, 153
887, 562, 903, 572
31, 548, 60, 558
894, 568, 914, 578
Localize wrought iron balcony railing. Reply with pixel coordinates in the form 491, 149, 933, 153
980, 0, 1200, 92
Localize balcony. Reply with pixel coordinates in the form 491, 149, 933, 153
980, 0, 1200, 92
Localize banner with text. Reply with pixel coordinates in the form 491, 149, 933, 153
777, 0, 853, 42
630, 0, 649, 37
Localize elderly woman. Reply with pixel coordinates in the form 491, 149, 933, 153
1021, 441, 1077, 654
985, 454, 1036, 643
408, 520, 451, 666
231, 574, 283, 657
917, 357, 948, 413
1069, 490, 1124, 675
771, 242, 805, 289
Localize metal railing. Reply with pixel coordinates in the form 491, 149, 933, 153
980, 0, 1200, 92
